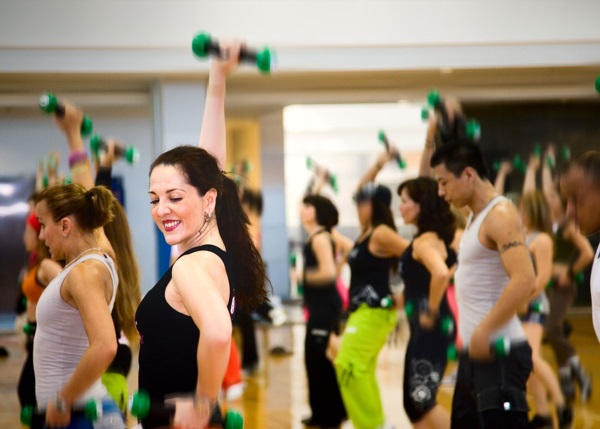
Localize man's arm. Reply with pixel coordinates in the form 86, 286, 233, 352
469, 202, 536, 360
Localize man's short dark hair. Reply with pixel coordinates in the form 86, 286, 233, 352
430, 142, 489, 179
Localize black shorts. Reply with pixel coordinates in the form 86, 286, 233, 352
403, 316, 454, 422
451, 341, 532, 429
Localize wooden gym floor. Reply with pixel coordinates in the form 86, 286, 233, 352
1, 311, 599, 429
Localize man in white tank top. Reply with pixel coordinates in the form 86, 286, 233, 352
430, 142, 536, 429
560, 151, 600, 344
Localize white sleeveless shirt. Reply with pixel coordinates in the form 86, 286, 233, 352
34, 253, 118, 409
455, 195, 525, 346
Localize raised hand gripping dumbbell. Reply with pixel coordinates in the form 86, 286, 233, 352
378, 130, 407, 169
192, 32, 274, 74
90, 134, 140, 165
39, 93, 93, 136
423, 91, 480, 145
21, 398, 103, 428
306, 157, 339, 193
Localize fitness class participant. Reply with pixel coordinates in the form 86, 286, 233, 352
300, 194, 346, 428
33, 184, 123, 429
397, 177, 456, 429
135, 40, 268, 428
17, 211, 61, 410
430, 142, 536, 429
334, 148, 409, 429
560, 151, 600, 344
519, 191, 572, 428
541, 146, 593, 402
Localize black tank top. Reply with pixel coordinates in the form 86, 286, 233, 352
348, 232, 393, 311
400, 238, 456, 315
302, 230, 341, 313
135, 245, 235, 426
303, 230, 337, 289
554, 221, 577, 264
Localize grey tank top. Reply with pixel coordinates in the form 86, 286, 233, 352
455, 195, 526, 346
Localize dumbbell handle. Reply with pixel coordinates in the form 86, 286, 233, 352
378, 131, 406, 169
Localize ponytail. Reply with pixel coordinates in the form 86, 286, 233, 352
217, 174, 270, 311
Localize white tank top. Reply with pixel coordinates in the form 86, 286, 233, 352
455, 195, 525, 346
34, 253, 118, 409
591, 243, 600, 344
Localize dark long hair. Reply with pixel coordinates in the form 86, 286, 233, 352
150, 146, 269, 312
103, 201, 141, 345
398, 177, 456, 246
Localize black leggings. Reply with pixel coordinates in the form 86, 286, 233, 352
403, 316, 453, 422
304, 289, 346, 427
451, 342, 532, 429
18, 333, 36, 409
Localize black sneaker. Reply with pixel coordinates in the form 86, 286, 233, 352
560, 370, 576, 402
529, 414, 553, 429
573, 364, 592, 403
557, 405, 573, 429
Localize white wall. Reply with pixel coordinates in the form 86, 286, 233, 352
2, 1, 600, 48
1, 1, 599, 74
284, 103, 427, 233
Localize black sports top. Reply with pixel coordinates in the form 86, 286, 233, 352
347, 232, 394, 311
400, 239, 456, 315
135, 245, 235, 428
554, 221, 577, 264
302, 230, 337, 290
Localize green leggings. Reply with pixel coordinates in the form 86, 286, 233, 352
334, 305, 398, 429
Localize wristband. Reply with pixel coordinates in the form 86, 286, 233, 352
68, 150, 89, 168
55, 393, 68, 413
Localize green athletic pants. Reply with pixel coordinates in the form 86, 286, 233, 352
334, 305, 398, 429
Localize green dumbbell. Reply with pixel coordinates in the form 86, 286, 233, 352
512, 155, 527, 174
23, 323, 36, 336
427, 90, 442, 108
192, 32, 273, 74
129, 390, 151, 419
546, 153, 555, 169
21, 399, 101, 427
380, 296, 394, 309
90, 134, 140, 165
378, 130, 407, 169
465, 119, 481, 141
561, 146, 571, 162
420, 106, 430, 122
447, 337, 510, 362
297, 282, 304, 297
529, 301, 543, 313
225, 409, 244, 429
595, 74, 600, 94
306, 157, 339, 193
129, 390, 243, 428
574, 271, 585, 284
289, 252, 297, 267
533, 144, 542, 157
404, 299, 454, 336
39, 93, 93, 136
